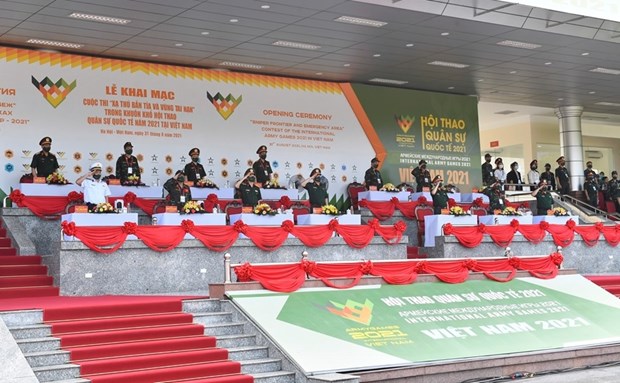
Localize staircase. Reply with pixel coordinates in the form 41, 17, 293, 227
0, 224, 59, 299
4, 298, 296, 383
585, 275, 620, 297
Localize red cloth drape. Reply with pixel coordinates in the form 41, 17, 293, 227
10, 190, 83, 218
60, 219, 407, 253
443, 224, 485, 248
574, 224, 603, 247
546, 222, 575, 247
517, 224, 548, 244
232, 254, 563, 292
360, 198, 490, 220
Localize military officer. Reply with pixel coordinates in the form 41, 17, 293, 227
364, 157, 383, 190
252, 145, 273, 186
430, 175, 449, 214
531, 180, 553, 215
301, 168, 329, 207
30, 136, 59, 178
184, 147, 206, 182
584, 170, 599, 208
555, 156, 570, 195
483, 177, 506, 213
115, 142, 141, 183
540, 163, 556, 190
481, 153, 494, 186
412, 160, 431, 192
236, 168, 262, 207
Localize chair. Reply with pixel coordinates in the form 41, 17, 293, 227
347, 182, 366, 212
397, 182, 414, 193
470, 206, 488, 217
259, 199, 279, 210
414, 204, 434, 246
224, 200, 243, 224
152, 196, 171, 215
290, 201, 311, 223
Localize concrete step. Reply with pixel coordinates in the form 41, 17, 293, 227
0, 309, 43, 326
17, 337, 61, 353
182, 298, 222, 313
240, 358, 282, 374
203, 321, 245, 336
217, 333, 257, 348
32, 363, 80, 382
44, 380, 90, 383
9, 323, 51, 339
252, 370, 297, 383
192, 311, 233, 325
24, 350, 71, 368
228, 345, 269, 361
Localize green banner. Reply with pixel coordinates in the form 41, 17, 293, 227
351, 84, 481, 191
229, 276, 620, 373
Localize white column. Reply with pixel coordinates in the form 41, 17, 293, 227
554, 106, 584, 192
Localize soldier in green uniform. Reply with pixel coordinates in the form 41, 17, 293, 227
252, 145, 273, 186
115, 142, 141, 183
30, 136, 59, 178
430, 175, 449, 214
531, 180, 554, 215
301, 168, 329, 208
483, 177, 505, 213
481, 153, 494, 186
235, 168, 262, 207
184, 147, 206, 182
584, 170, 599, 208
412, 160, 431, 192
609, 171, 620, 211
163, 170, 192, 210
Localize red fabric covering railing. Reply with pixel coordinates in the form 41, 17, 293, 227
8, 189, 84, 218
61, 219, 407, 254
359, 196, 528, 221
442, 219, 620, 248
232, 253, 564, 292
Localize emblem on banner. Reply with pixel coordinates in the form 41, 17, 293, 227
5, 163, 14, 173
74, 165, 82, 174
22, 150, 31, 158
395, 114, 415, 134
89, 152, 98, 159
206, 92, 242, 120
56, 152, 65, 159
22, 164, 31, 171
58, 165, 65, 171
31, 76, 77, 108
327, 299, 374, 325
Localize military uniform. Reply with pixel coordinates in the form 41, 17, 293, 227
238, 182, 262, 207
184, 161, 206, 182
305, 182, 328, 207
483, 186, 505, 212
555, 158, 570, 195
412, 166, 431, 192
163, 178, 192, 209
364, 167, 383, 189
431, 188, 449, 214
115, 154, 141, 182
31, 151, 59, 178
482, 161, 494, 186
584, 179, 598, 207
535, 190, 553, 215
252, 159, 272, 184
540, 170, 556, 190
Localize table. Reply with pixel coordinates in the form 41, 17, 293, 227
152, 213, 226, 226
260, 189, 299, 200
359, 191, 410, 202
20, 183, 80, 196
61, 213, 138, 241
410, 192, 432, 202
424, 214, 478, 247
152, 212, 226, 239
229, 212, 295, 238
460, 193, 490, 203
108, 185, 163, 198
532, 215, 578, 225
296, 214, 361, 225
190, 187, 234, 199
478, 215, 533, 226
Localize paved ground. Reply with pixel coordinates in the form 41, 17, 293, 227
461, 364, 620, 383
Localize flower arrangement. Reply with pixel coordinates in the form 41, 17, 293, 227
195, 177, 218, 188
263, 179, 284, 189
380, 183, 399, 192
122, 174, 143, 186
449, 206, 470, 216
90, 202, 117, 214
498, 207, 522, 216
548, 207, 569, 216
180, 200, 205, 214
321, 204, 339, 215
253, 203, 277, 216
46, 172, 69, 185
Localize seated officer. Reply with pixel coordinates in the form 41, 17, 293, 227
31, 136, 59, 178
301, 168, 329, 208
235, 168, 262, 207
163, 170, 192, 209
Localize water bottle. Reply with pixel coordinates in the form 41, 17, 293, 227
152, 216, 158, 225
226, 180, 230, 188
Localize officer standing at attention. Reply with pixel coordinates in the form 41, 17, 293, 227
531, 180, 553, 215
184, 148, 206, 182
31, 136, 59, 178
115, 142, 141, 183
540, 163, 556, 190
252, 145, 273, 186
481, 153, 494, 186
555, 156, 570, 195
76, 162, 111, 208
584, 170, 599, 208
484, 177, 506, 213
364, 157, 383, 190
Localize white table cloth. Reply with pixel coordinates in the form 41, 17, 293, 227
20, 183, 80, 196
296, 214, 361, 225
410, 192, 433, 202
61, 213, 138, 241
478, 215, 533, 226
152, 213, 226, 226
190, 187, 234, 200
460, 193, 490, 203
259, 189, 299, 200
532, 215, 578, 225
424, 214, 478, 247
359, 191, 410, 202
108, 185, 163, 198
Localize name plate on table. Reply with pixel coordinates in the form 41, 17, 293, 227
74, 205, 88, 213
184, 181, 195, 187
165, 206, 178, 213
108, 179, 121, 185
242, 207, 253, 213
33, 177, 46, 184
313, 207, 322, 214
